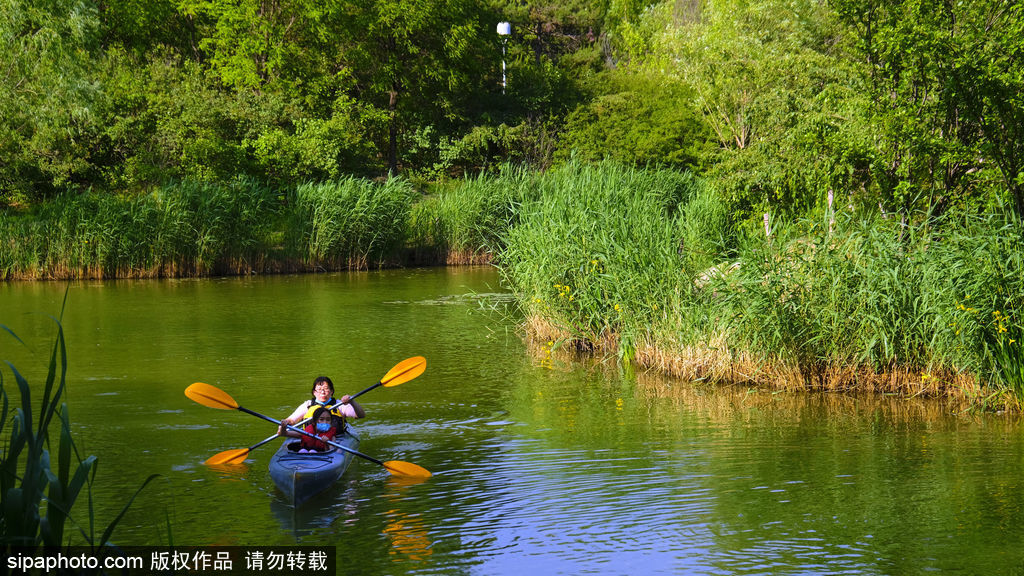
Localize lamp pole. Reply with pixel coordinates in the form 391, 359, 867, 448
497, 21, 511, 94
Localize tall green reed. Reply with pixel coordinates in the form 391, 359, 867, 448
0, 212, 41, 280
700, 205, 1024, 400
152, 178, 281, 275
1, 300, 157, 552
408, 166, 536, 263
710, 211, 945, 381
495, 160, 1024, 404
499, 160, 711, 358
933, 211, 1024, 399
1, 179, 282, 278
289, 176, 414, 269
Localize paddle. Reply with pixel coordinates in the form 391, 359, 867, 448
204, 357, 426, 466
185, 382, 431, 478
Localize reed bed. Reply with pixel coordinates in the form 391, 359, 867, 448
500, 160, 709, 357
0, 177, 421, 279
0, 180, 281, 279
4, 161, 1023, 408
407, 167, 537, 265
289, 177, 414, 270
498, 160, 1024, 408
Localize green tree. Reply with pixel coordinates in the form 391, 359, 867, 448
556, 71, 711, 169
624, 0, 872, 216
0, 0, 101, 205
831, 0, 1024, 215
176, 0, 332, 93
340, 0, 491, 174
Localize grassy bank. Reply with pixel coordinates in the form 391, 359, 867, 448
407, 166, 538, 265
0, 178, 420, 279
497, 162, 1024, 410
0, 173, 529, 279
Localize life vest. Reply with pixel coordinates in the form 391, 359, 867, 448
300, 424, 338, 452
303, 399, 347, 431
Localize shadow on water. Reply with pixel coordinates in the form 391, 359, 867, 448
268, 495, 351, 541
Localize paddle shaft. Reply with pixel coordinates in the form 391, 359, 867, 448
236, 406, 387, 467
249, 393, 366, 454
349, 382, 382, 401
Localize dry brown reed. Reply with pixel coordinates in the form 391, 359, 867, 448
631, 370, 983, 425
443, 250, 493, 266
524, 313, 1018, 412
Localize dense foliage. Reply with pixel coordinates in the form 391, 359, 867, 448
3, 0, 1021, 219
3, 0, 1024, 405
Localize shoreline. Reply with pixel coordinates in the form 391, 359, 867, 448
0, 249, 494, 282
4, 254, 1016, 412
520, 313, 1017, 413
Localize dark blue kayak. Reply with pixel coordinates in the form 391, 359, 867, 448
268, 427, 360, 507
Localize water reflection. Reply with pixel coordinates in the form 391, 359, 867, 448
206, 462, 251, 479
4, 269, 1024, 575
382, 509, 433, 563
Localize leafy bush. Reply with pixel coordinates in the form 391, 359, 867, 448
555, 72, 712, 170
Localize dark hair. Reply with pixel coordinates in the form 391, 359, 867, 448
310, 376, 334, 397
310, 406, 333, 424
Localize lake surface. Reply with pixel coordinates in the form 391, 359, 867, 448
3, 267, 1024, 575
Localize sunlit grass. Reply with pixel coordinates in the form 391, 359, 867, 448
495, 160, 1024, 408
407, 166, 536, 264
0, 176, 419, 278
290, 177, 414, 269
499, 160, 714, 359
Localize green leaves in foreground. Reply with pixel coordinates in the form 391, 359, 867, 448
1, 313, 157, 552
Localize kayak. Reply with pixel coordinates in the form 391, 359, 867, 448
268, 427, 360, 507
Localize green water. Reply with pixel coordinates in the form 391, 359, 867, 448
2, 267, 1024, 575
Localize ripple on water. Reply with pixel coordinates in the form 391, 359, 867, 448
414, 438, 723, 573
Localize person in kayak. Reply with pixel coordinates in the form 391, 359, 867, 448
280, 406, 339, 453
280, 375, 365, 431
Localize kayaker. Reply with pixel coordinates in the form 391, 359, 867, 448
281, 406, 338, 453
280, 376, 365, 430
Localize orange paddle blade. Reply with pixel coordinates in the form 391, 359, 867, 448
185, 382, 240, 410
381, 357, 426, 387
383, 460, 432, 478
205, 448, 250, 466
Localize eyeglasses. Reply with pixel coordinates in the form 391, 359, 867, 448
314, 384, 332, 392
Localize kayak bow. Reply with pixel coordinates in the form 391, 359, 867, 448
268, 427, 361, 507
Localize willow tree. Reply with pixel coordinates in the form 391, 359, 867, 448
0, 0, 101, 204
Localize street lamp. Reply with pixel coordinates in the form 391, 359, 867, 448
497, 21, 511, 94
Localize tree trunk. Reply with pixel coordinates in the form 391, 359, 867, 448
388, 87, 399, 174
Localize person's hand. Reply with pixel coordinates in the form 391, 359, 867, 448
277, 424, 285, 436
340, 395, 352, 404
